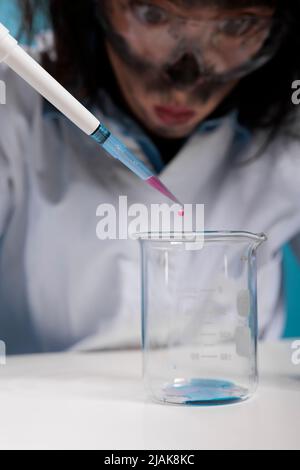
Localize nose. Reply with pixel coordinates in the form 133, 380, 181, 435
164, 53, 202, 88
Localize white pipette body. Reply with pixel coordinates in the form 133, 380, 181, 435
0, 23, 99, 135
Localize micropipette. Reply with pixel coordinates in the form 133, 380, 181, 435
0, 23, 183, 207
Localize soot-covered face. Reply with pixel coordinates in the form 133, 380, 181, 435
97, 0, 276, 138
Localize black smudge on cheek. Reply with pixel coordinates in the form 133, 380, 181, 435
192, 81, 227, 102
98, 9, 230, 106
99, 11, 157, 74
110, 34, 150, 72
165, 55, 201, 87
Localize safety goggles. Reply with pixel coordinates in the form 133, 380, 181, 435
97, 1, 287, 84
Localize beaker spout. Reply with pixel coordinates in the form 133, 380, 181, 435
251, 233, 268, 250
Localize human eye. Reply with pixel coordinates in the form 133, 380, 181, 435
131, 2, 169, 25
218, 16, 268, 38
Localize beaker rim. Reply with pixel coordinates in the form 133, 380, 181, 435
134, 231, 267, 244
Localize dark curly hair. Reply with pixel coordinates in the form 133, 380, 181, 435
19, 0, 300, 144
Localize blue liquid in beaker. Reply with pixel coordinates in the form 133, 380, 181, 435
163, 379, 249, 406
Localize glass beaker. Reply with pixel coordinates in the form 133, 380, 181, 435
137, 231, 267, 405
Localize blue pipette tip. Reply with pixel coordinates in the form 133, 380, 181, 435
91, 124, 184, 208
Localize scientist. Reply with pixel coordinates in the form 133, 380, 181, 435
0, 0, 299, 354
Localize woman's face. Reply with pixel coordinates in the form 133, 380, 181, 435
100, 0, 275, 138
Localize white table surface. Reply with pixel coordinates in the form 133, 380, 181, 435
0, 341, 299, 450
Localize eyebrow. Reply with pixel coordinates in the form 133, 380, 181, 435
168, 0, 276, 9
